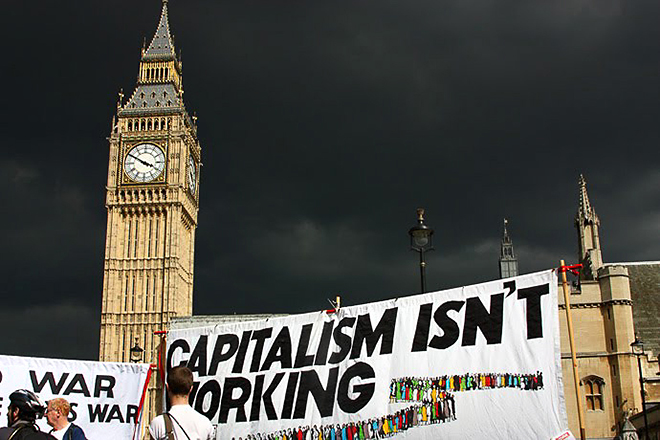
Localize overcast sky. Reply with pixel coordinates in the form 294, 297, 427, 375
1, 0, 658, 361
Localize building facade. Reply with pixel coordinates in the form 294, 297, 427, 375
560, 176, 659, 439
99, 0, 201, 425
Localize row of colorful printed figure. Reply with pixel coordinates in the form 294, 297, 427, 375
390, 371, 544, 402
236, 395, 456, 440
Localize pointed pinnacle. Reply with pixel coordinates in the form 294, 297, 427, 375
502, 218, 511, 242
578, 174, 590, 216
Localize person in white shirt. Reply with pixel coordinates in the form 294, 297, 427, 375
149, 366, 214, 440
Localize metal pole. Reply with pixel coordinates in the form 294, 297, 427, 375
637, 354, 650, 440
560, 260, 587, 440
420, 249, 426, 293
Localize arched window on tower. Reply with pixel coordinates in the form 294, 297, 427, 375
147, 119, 152, 130
165, 67, 169, 79
582, 376, 604, 411
128, 121, 133, 131
141, 120, 146, 130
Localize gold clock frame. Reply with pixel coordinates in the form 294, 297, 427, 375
120, 141, 168, 186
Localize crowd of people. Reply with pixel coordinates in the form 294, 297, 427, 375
242, 392, 456, 440
0, 366, 209, 440
390, 371, 544, 402
0, 390, 87, 440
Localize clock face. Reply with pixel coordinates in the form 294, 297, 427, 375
188, 155, 197, 194
124, 143, 166, 183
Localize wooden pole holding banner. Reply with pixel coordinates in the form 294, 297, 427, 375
560, 260, 587, 440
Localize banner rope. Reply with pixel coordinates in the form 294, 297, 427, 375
133, 366, 154, 440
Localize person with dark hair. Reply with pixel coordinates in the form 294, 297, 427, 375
0, 389, 56, 440
149, 366, 214, 440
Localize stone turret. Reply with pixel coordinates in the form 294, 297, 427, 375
499, 219, 519, 278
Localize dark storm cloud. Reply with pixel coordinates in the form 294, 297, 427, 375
0, 0, 658, 359
0, 159, 103, 308
0, 303, 98, 359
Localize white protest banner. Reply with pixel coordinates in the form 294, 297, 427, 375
167, 269, 568, 439
0, 355, 151, 439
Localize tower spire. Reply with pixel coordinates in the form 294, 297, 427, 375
143, 0, 177, 61
499, 218, 518, 278
119, 1, 185, 115
502, 218, 511, 244
578, 174, 597, 224
575, 175, 603, 279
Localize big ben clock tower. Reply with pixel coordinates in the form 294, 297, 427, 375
99, 0, 201, 419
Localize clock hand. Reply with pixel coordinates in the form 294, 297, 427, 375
128, 153, 154, 168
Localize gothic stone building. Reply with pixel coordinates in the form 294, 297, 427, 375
543, 176, 659, 439
99, 0, 201, 426
503, 177, 660, 439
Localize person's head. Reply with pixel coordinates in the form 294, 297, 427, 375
167, 366, 194, 397
45, 398, 70, 429
7, 389, 46, 425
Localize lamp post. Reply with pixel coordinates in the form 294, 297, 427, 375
408, 208, 434, 293
130, 338, 144, 363
631, 335, 650, 440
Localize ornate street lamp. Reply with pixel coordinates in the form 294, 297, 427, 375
130, 338, 144, 363
631, 335, 650, 440
409, 208, 434, 293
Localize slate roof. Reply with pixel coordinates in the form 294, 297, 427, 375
619, 262, 660, 356
119, 83, 182, 116
143, 1, 176, 61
